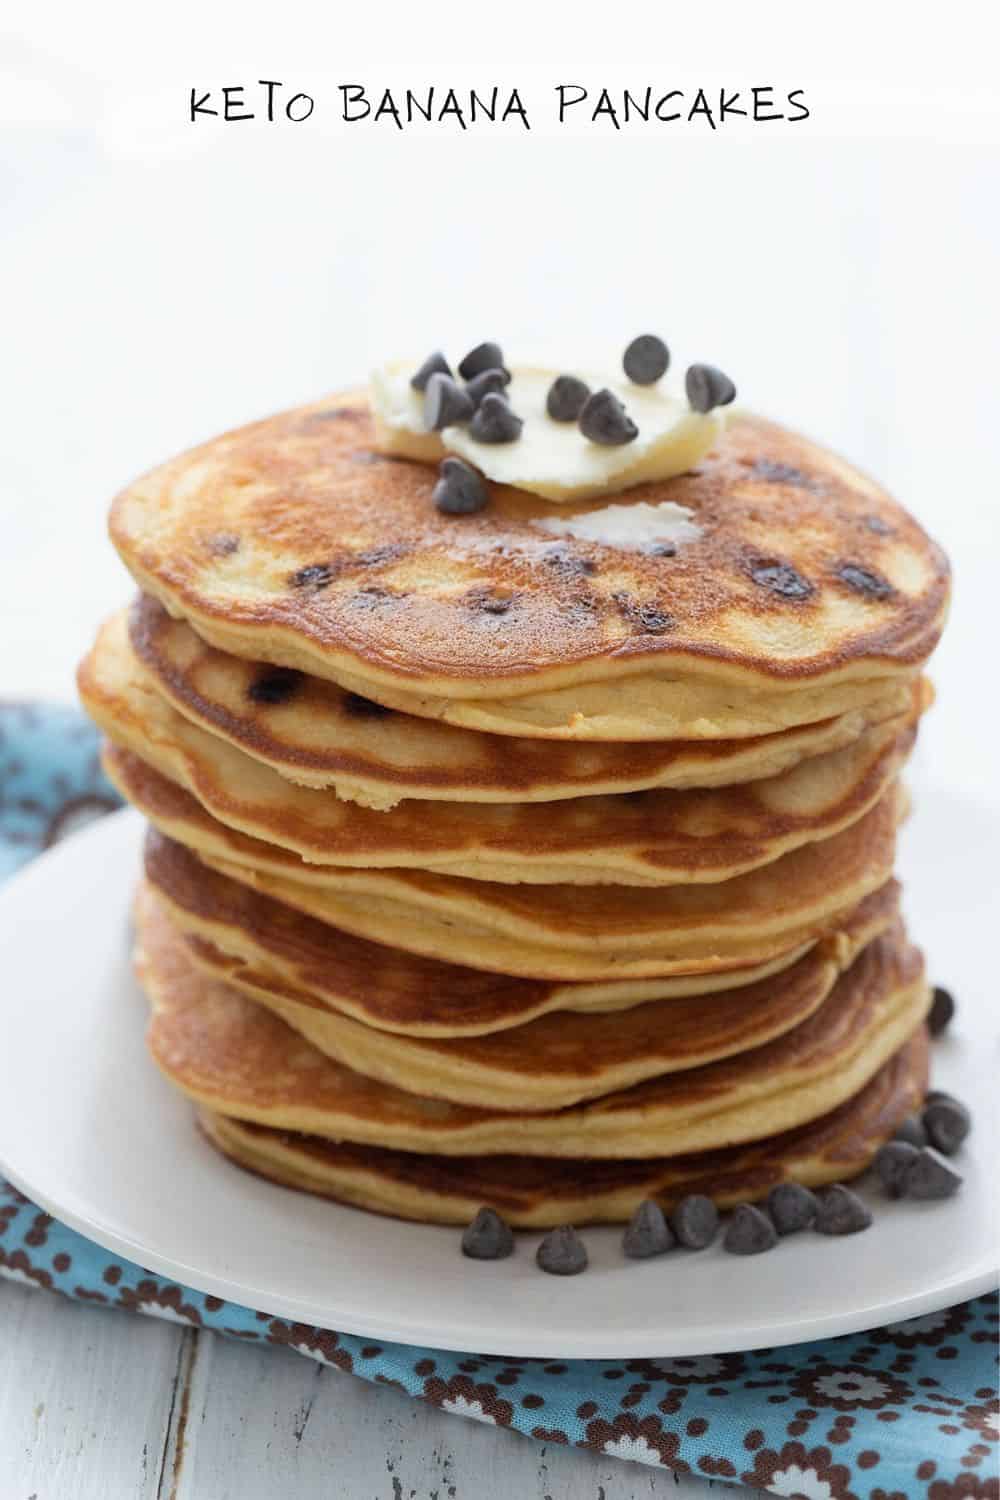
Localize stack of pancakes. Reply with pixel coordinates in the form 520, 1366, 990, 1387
78, 397, 950, 1226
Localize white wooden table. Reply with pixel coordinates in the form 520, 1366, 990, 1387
1, 1280, 736, 1497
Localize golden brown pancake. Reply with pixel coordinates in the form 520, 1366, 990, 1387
86, 614, 921, 886
198, 1029, 927, 1226
127, 591, 920, 806
136, 773, 901, 979
137, 886, 930, 1158
147, 829, 899, 1043
178, 888, 899, 1111
109, 398, 949, 740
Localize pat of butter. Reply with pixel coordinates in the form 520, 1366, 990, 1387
369, 360, 724, 503
535, 500, 702, 550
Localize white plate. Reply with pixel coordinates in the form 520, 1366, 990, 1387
0, 796, 995, 1358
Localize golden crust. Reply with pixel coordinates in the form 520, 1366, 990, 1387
109, 396, 949, 739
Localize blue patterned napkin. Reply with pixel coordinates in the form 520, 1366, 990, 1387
1, 701, 996, 1496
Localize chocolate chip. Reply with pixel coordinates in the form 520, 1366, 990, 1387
614, 592, 674, 634
865, 515, 892, 535
875, 1141, 921, 1198
462, 1206, 514, 1260
686, 363, 736, 413
411, 351, 453, 391
893, 1116, 928, 1149
536, 1225, 588, 1276
670, 1194, 719, 1249
752, 460, 807, 486
767, 1182, 818, 1235
464, 368, 511, 407
424, 373, 474, 431
923, 1096, 971, 1156
578, 389, 639, 446
814, 1184, 873, 1235
290, 563, 335, 590
433, 457, 489, 515
544, 548, 597, 577
358, 544, 405, 567
623, 1200, 674, 1260
836, 563, 893, 600
646, 542, 677, 558
458, 342, 506, 381
468, 392, 523, 444
342, 692, 393, 718
928, 986, 955, 1037
724, 1204, 778, 1255
206, 532, 240, 556
623, 334, 670, 385
546, 375, 591, 422
750, 560, 813, 600
467, 588, 513, 615
905, 1148, 963, 1200
247, 668, 301, 705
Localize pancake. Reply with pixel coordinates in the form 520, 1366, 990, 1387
137, 886, 930, 1158
198, 1030, 927, 1226
137, 777, 901, 980
178, 889, 899, 1111
86, 614, 921, 886
109, 397, 948, 740
128, 591, 920, 807
148, 828, 899, 1041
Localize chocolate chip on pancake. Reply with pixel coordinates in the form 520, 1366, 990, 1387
461, 1206, 514, 1259
468, 392, 523, 444
433, 457, 489, 516
464, 368, 511, 407
623, 334, 670, 385
247, 667, 301, 705
424, 372, 475, 430
836, 563, 894, 600
578, 388, 639, 446
536, 1225, 588, 1275
205, 532, 241, 556
814, 1183, 873, 1234
623, 1200, 674, 1259
751, 460, 808, 486
342, 691, 393, 718
686, 363, 736, 413
750, 559, 814, 600
546, 374, 590, 422
928, 985, 955, 1036
724, 1203, 778, 1254
411, 351, 452, 391
290, 562, 336, 591
458, 342, 506, 381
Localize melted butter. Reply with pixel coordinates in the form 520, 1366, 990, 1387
369, 359, 724, 503
535, 500, 702, 550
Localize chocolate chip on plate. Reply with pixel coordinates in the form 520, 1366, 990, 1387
686, 363, 737, 414
623, 334, 670, 385
458, 342, 506, 381
814, 1184, 873, 1235
546, 374, 591, 422
424, 373, 475, 431
724, 1204, 778, 1255
923, 1095, 971, 1156
579, 388, 639, 446
905, 1148, 963, 1200
928, 986, 956, 1037
469, 392, 524, 444
892, 1115, 928, 1149
433, 457, 489, 516
670, 1194, 719, 1249
875, 1140, 921, 1198
464, 368, 511, 407
767, 1182, 818, 1235
536, 1225, 588, 1276
411, 351, 452, 390
461, 1206, 514, 1260
623, 1200, 674, 1260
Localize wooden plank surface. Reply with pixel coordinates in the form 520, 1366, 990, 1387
0, 1283, 756, 1499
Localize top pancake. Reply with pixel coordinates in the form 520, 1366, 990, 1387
109, 395, 949, 741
